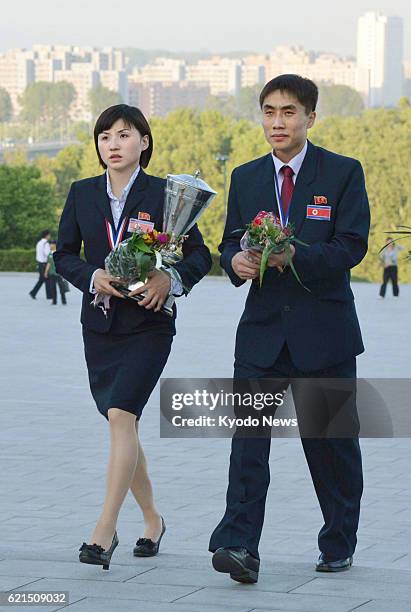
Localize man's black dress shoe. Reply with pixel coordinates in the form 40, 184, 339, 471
133, 516, 166, 557
315, 553, 353, 572
79, 531, 118, 570
212, 547, 259, 583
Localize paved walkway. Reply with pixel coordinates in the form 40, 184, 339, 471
0, 273, 410, 612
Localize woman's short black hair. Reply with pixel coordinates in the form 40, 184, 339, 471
259, 74, 319, 114
94, 104, 153, 169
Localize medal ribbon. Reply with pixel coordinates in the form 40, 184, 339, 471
92, 217, 128, 318
105, 216, 128, 250
273, 169, 289, 228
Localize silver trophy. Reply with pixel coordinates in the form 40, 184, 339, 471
112, 170, 217, 317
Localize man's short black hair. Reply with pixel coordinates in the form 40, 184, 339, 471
41, 229, 50, 238
94, 104, 153, 169
259, 74, 319, 114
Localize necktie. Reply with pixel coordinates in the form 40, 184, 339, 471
280, 165, 294, 220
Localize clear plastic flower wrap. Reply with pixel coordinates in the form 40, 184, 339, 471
105, 234, 158, 286
237, 210, 309, 289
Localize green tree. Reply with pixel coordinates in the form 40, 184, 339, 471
18, 81, 76, 127
311, 102, 411, 282
398, 96, 411, 110
3, 148, 28, 166
32, 154, 57, 188
149, 108, 237, 252
50, 81, 76, 130
12, 102, 408, 282
52, 144, 85, 201
0, 87, 13, 122
88, 84, 122, 121
79, 139, 101, 179
205, 84, 263, 124
317, 84, 365, 118
0, 165, 58, 248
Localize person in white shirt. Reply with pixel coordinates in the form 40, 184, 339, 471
29, 229, 51, 299
379, 237, 405, 298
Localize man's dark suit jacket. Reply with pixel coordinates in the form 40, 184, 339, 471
220, 141, 370, 372
54, 169, 212, 334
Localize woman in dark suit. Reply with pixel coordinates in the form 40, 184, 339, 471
54, 104, 211, 570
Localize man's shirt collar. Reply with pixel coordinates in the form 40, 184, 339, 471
271, 140, 308, 178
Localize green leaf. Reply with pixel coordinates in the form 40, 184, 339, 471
139, 255, 152, 282
137, 241, 154, 254
379, 234, 411, 253
285, 243, 311, 292
259, 244, 273, 287
293, 237, 310, 247
129, 234, 153, 253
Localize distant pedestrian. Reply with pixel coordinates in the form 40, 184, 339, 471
379, 237, 404, 298
45, 241, 68, 305
29, 229, 51, 299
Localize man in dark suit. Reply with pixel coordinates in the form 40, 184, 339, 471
209, 75, 370, 583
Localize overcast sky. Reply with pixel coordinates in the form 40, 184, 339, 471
1, 0, 410, 58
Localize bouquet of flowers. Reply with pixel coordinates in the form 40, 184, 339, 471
105, 228, 183, 286
240, 210, 309, 288
92, 228, 186, 317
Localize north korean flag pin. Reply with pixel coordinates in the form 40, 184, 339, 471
307, 205, 331, 220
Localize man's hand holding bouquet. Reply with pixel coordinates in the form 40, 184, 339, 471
234, 211, 308, 289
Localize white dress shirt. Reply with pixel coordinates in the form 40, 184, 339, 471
90, 166, 183, 296
106, 165, 141, 229
36, 238, 51, 263
271, 140, 308, 191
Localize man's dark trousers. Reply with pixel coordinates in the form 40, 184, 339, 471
49, 275, 67, 304
379, 266, 399, 297
209, 344, 363, 562
30, 262, 47, 298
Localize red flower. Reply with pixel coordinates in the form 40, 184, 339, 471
157, 232, 169, 244
253, 218, 262, 226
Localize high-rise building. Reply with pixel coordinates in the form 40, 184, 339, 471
0, 49, 34, 113
186, 58, 242, 96
0, 45, 127, 119
264, 46, 358, 91
100, 70, 128, 102
357, 11, 404, 107
132, 58, 186, 83
241, 63, 265, 89
54, 63, 99, 122
128, 79, 210, 117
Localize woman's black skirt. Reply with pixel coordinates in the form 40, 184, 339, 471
82, 327, 173, 420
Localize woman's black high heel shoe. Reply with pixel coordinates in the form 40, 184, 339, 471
133, 517, 166, 557
79, 531, 119, 570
